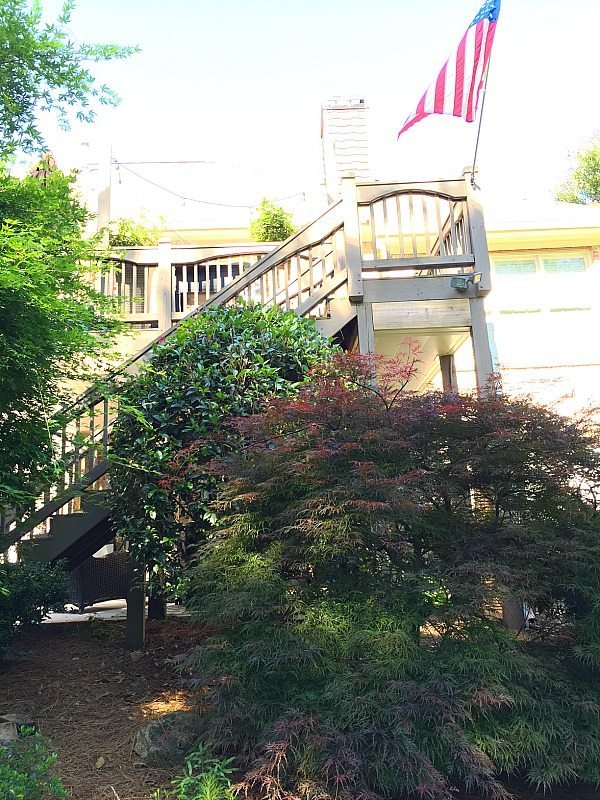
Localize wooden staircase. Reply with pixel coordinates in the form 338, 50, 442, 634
1, 173, 495, 646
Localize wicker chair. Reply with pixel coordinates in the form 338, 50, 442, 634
67, 550, 129, 612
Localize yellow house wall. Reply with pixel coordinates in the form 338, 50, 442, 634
453, 233, 600, 414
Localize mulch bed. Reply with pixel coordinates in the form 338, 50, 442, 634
0, 618, 207, 800
1, 618, 599, 800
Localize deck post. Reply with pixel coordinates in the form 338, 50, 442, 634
126, 557, 146, 651
464, 169, 491, 293
469, 296, 495, 393
439, 354, 458, 394
341, 176, 363, 303
156, 237, 173, 331
356, 302, 375, 355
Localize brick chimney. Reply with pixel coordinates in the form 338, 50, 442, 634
321, 96, 370, 202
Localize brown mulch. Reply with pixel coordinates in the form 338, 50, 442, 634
1, 619, 599, 800
0, 617, 208, 800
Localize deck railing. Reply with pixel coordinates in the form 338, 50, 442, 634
3, 174, 490, 551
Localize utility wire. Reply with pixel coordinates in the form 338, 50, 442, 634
116, 163, 306, 208
118, 164, 253, 208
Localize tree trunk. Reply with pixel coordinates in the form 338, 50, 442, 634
147, 590, 167, 620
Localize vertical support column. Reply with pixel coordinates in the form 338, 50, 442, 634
502, 598, 525, 633
126, 557, 146, 651
469, 296, 495, 393
439, 354, 458, 394
341, 176, 363, 303
464, 168, 491, 294
356, 302, 375, 355
156, 237, 173, 332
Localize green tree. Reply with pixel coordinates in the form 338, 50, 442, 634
109, 304, 334, 596
180, 353, 600, 800
556, 134, 600, 204
0, 1, 135, 513
0, 166, 122, 513
109, 216, 163, 247
0, 0, 136, 156
250, 199, 295, 242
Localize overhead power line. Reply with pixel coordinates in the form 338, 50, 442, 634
115, 163, 306, 209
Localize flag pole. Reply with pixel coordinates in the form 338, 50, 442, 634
470, 59, 493, 188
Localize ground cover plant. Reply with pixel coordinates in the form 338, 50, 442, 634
110, 303, 334, 597
180, 352, 600, 800
0, 731, 66, 800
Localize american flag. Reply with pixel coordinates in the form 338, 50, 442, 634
398, 0, 501, 137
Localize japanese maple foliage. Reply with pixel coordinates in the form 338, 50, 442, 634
181, 352, 600, 800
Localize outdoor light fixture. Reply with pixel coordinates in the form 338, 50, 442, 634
450, 272, 482, 292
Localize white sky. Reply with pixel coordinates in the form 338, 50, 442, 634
33, 0, 600, 229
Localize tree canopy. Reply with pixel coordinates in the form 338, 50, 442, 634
0, 1, 135, 513
0, 0, 136, 156
0, 167, 121, 512
181, 353, 600, 800
250, 199, 295, 242
556, 134, 600, 204
108, 216, 163, 247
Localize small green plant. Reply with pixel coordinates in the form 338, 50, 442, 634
87, 615, 115, 640
0, 733, 67, 800
153, 743, 234, 800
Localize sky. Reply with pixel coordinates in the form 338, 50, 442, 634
34, 0, 600, 229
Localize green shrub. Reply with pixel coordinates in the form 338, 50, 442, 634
0, 561, 66, 664
0, 732, 66, 800
110, 303, 334, 590
180, 353, 600, 800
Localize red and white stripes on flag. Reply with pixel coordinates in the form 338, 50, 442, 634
398, 0, 501, 138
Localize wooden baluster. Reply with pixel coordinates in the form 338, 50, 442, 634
449, 202, 459, 256
206, 264, 212, 301
396, 194, 405, 257
193, 263, 199, 307
384, 198, 394, 257
369, 203, 377, 260
422, 195, 431, 255
408, 194, 417, 257
320, 239, 328, 288
434, 197, 443, 256
291, 255, 298, 307
379, 201, 388, 260
119, 261, 126, 304
308, 246, 314, 298
102, 398, 109, 461
86, 404, 95, 473
284, 261, 290, 310
131, 262, 137, 313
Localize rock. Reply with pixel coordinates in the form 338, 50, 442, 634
95, 756, 106, 769
0, 720, 18, 747
129, 650, 144, 663
133, 711, 205, 767
0, 713, 36, 732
